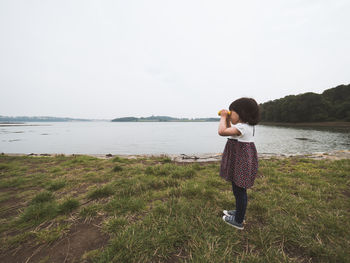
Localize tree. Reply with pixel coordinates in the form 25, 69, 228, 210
259, 84, 349, 122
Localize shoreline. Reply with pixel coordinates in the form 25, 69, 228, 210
2, 149, 350, 162
1, 121, 350, 127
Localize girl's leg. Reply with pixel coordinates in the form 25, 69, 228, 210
232, 182, 247, 224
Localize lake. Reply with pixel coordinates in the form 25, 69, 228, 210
0, 122, 349, 155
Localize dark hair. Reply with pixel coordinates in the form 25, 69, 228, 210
229, 97, 260, 125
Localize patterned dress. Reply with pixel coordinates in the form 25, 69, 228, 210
219, 124, 258, 189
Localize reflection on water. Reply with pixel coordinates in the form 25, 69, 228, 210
0, 122, 349, 155
255, 125, 350, 155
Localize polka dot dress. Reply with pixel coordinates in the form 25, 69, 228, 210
220, 139, 258, 189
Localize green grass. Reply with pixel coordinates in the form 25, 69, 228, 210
112, 164, 123, 172
20, 202, 59, 225
88, 184, 115, 199
58, 198, 80, 214
0, 154, 349, 262
47, 179, 66, 191
30, 191, 54, 204
112, 156, 132, 164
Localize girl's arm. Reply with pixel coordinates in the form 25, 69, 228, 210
218, 111, 241, 137
226, 116, 231, 128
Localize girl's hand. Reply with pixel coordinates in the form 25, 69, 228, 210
218, 109, 229, 117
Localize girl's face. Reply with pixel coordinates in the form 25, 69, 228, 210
230, 111, 240, 124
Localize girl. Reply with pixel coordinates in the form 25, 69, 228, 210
218, 97, 260, 230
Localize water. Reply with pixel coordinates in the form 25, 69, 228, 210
0, 122, 349, 155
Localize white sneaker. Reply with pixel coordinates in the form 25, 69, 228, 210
222, 215, 244, 230
223, 210, 246, 223
223, 210, 236, 217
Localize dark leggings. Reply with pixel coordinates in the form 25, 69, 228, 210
232, 182, 247, 224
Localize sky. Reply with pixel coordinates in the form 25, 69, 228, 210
0, 0, 349, 119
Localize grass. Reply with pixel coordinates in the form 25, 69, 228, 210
87, 184, 115, 199
47, 179, 66, 191
58, 198, 80, 214
30, 191, 54, 204
0, 154, 349, 262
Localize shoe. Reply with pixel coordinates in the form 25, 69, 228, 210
223, 210, 236, 217
223, 210, 246, 223
222, 215, 244, 230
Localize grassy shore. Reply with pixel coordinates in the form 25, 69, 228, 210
0, 154, 349, 262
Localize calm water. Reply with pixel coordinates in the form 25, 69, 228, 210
0, 122, 349, 155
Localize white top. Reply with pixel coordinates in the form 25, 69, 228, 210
230, 123, 255, 142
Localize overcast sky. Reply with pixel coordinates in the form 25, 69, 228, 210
1, 0, 349, 119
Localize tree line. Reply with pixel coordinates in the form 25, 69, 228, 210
259, 84, 350, 122
0, 116, 91, 122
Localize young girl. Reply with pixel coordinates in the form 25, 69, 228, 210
218, 97, 260, 230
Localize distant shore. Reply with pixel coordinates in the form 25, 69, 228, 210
2, 121, 350, 127
0, 123, 47, 127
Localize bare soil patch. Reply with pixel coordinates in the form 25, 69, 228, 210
0, 219, 109, 263
0, 197, 25, 219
